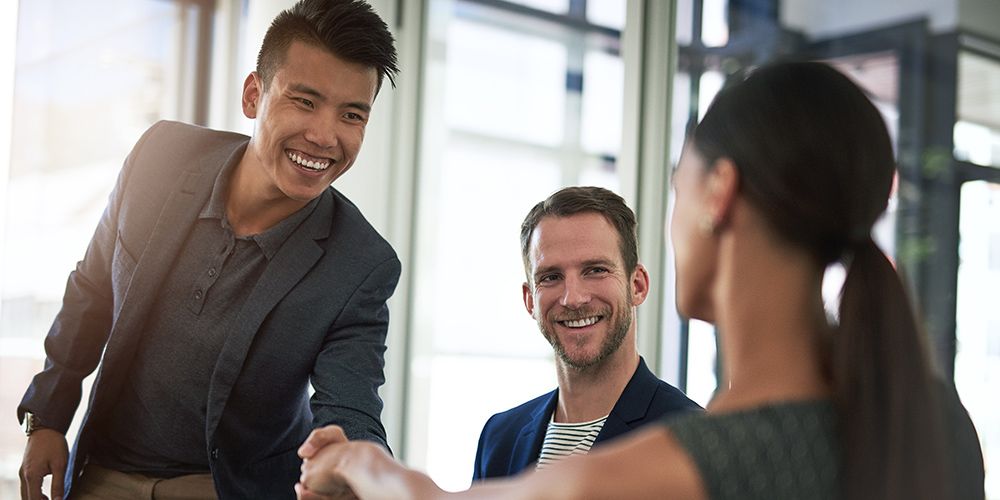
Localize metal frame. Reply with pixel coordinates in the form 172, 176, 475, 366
461, 0, 622, 39
173, 0, 216, 125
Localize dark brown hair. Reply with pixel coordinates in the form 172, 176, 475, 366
692, 61, 950, 500
257, 0, 399, 94
520, 187, 638, 283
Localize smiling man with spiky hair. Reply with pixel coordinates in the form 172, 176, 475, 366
18, 2, 400, 499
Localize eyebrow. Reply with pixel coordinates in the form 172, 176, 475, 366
289, 83, 372, 113
532, 258, 618, 279
580, 258, 617, 269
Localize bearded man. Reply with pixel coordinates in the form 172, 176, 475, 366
472, 186, 702, 480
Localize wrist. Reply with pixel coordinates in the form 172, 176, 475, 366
21, 412, 46, 436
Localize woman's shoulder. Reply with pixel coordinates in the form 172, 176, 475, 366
663, 400, 839, 500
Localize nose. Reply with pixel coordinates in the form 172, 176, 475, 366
304, 111, 340, 150
560, 274, 591, 309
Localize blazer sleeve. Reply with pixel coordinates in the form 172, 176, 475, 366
309, 255, 401, 450
472, 414, 497, 481
16, 123, 158, 433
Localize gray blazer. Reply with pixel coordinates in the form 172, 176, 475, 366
18, 121, 401, 499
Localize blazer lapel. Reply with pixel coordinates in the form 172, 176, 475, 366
205, 189, 333, 439
508, 390, 557, 474
595, 357, 657, 444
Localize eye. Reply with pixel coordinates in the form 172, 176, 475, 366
537, 273, 561, 284
586, 267, 609, 276
295, 97, 314, 109
344, 112, 365, 122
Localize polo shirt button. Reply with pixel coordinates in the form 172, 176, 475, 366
208, 268, 217, 277
194, 289, 204, 300
211, 448, 219, 460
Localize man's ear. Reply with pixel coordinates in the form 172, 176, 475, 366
706, 157, 740, 229
522, 282, 535, 317
242, 72, 262, 119
630, 264, 651, 307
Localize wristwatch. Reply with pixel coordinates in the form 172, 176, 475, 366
22, 412, 43, 436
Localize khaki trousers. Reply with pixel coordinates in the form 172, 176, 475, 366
72, 464, 217, 500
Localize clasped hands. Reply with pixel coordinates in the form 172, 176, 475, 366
296, 425, 371, 500
296, 425, 440, 500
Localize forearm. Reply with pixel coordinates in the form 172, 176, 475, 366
456, 427, 703, 500
311, 257, 400, 445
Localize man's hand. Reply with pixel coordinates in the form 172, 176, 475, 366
296, 426, 356, 500
19, 428, 69, 500
298, 425, 350, 461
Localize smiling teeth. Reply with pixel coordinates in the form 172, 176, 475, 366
563, 317, 600, 328
287, 152, 331, 171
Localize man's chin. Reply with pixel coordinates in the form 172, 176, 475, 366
557, 351, 603, 371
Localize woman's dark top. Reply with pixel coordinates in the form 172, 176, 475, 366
664, 384, 985, 500
667, 400, 839, 500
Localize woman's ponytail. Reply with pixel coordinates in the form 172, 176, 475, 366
834, 239, 949, 500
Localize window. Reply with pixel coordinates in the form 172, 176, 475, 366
956, 180, 1000, 499
0, 0, 213, 494
955, 51, 1000, 169
406, 0, 627, 490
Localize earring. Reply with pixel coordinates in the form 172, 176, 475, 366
699, 214, 716, 236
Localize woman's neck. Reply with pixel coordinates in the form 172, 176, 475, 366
708, 224, 832, 412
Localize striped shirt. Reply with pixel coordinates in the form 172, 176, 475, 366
536, 414, 608, 470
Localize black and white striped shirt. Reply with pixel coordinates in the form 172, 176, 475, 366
536, 415, 608, 470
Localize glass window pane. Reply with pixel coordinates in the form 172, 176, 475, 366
586, 0, 626, 31
504, 0, 569, 15
671, 71, 691, 165
955, 120, 1000, 167
821, 263, 847, 322
955, 180, 1000, 500
445, 19, 567, 146
0, 0, 202, 493
418, 140, 561, 358
578, 155, 619, 192
424, 356, 555, 491
698, 70, 724, 120
701, 0, 729, 47
580, 49, 624, 156
676, 0, 693, 45
2, 0, 191, 332
955, 51, 1000, 169
685, 319, 718, 407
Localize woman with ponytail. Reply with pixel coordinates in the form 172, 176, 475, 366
295, 62, 985, 500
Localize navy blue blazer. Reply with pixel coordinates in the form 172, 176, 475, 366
473, 357, 701, 480
18, 121, 400, 499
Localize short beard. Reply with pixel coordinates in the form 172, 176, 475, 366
538, 298, 632, 371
